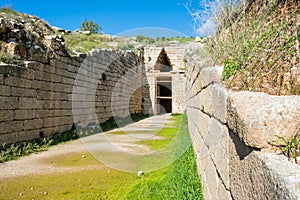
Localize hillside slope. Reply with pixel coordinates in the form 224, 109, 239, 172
0, 8, 68, 65
207, 0, 300, 95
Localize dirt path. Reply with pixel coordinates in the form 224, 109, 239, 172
0, 114, 172, 179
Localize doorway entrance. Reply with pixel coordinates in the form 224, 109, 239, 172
156, 79, 172, 114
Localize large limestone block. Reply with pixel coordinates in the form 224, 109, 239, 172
0, 96, 18, 109
196, 109, 211, 139
18, 130, 40, 142
201, 155, 231, 200
258, 153, 300, 200
211, 85, 227, 123
229, 143, 300, 200
197, 84, 227, 123
23, 119, 43, 130
0, 85, 11, 96
15, 110, 35, 120
205, 118, 230, 189
227, 91, 300, 149
191, 127, 206, 169
199, 66, 223, 88
0, 121, 23, 134
0, 133, 18, 144
12, 87, 36, 97
0, 110, 14, 122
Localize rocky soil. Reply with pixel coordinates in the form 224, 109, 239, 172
0, 8, 68, 65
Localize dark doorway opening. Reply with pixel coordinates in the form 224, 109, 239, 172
157, 80, 172, 114
160, 99, 172, 113
158, 82, 172, 97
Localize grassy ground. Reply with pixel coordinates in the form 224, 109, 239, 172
135, 114, 181, 151
0, 114, 202, 199
62, 32, 194, 54
63, 33, 113, 54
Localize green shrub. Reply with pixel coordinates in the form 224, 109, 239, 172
222, 58, 239, 80
80, 18, 101, 33
118, 43, 135, 51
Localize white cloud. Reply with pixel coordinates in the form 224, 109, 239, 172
195, 18, 216, 37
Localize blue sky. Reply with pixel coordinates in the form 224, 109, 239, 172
2, 0, 202, 37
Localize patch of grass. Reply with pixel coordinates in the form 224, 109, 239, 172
47, 152, 100, 167
135, 115, 181, 150
0, 168, 137, 200
171, 113, 182, 116
0, 128, 79, 163
118, 43, 135, 51
204, 1, 300, 95
136, 35, 194, 45
63, 33, 113, 53
222, 58, 240, 80
169, 36, 195, 43
126, 113, 203, 199
0, 113, 149, 163
125, 147, 202, 199
0, 6, 18, 15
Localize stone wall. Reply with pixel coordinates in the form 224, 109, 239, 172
185, 43, 300, 200
172, 72, 186, 113
0, 48, 144, 144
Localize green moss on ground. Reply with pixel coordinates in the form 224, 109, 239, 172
0, 114, 202, 199
135, 115, 181, 150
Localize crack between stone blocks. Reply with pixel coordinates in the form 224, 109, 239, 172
190, 70, 200, 89
188, 115, 234, 199
189, 116, 211, 159
187, 105, 226, 127
186, 81, 215, 101
210, 155, 232, 192
212, 115, 227, 126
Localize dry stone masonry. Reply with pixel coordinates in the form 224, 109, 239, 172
0, 48, 145, 144
0, 11, 188, 144
185, 43, 300, 200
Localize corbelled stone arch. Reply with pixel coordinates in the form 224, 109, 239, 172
154, 48, 172, 72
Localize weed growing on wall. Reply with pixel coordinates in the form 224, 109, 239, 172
0, 6, 18, 15
273, 128, 300, 162
191, 0, 300, 95
0, 52, 25, 67
0, 129, 79, 163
